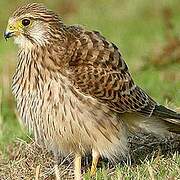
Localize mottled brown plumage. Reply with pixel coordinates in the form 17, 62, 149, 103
5, 3, 180, 179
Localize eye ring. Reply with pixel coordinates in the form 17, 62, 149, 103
22, 19, 31, 26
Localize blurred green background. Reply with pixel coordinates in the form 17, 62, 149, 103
0, 0, 179, 150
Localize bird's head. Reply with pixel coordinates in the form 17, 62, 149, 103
4, 3, 63, 48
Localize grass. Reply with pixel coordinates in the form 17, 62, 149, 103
0, 0, 179, 179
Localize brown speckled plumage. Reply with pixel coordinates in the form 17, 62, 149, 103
5, 3, 180, 179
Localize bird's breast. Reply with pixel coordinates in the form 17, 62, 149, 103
12, 57, 125, 156
12, 64, 90, 152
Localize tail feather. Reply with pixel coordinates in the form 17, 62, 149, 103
123, 104, 180, 135
152, 105, 180, 125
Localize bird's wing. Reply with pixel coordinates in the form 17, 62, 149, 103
68, 29, 156, 115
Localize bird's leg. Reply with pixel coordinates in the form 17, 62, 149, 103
90, 149, 100, 176
74, 153, 82, 180
53, 152, 61, 180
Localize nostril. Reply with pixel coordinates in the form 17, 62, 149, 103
9, 25, 14, 30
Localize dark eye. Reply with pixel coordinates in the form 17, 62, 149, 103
22, 19, 30, 26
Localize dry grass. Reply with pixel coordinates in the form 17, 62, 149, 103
0, 138, 74, 179
0, 133, 179, 180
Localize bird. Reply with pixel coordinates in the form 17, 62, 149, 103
4, 3, 180, 179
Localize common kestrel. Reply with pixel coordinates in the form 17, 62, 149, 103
4, 3, 180, 179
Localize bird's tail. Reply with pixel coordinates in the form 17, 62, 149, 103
152, 105, 180, 124
152, 105, 180, 133
123, 104, 180, 135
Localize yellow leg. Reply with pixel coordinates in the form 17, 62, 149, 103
74, 153, 82, 180
90, 149, 100, 176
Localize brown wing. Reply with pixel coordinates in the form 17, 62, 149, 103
68, 29, 156, 115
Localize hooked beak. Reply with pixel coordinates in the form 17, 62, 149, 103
4, 31, 14, 40
4, 23, 17, 41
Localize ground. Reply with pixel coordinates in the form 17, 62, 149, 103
0, 0, 179, 179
